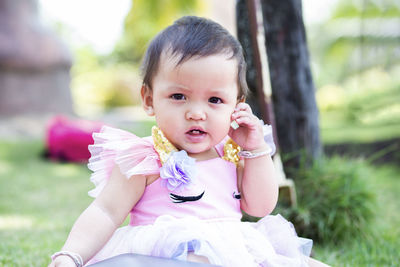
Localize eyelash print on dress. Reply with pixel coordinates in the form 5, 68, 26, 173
233, 191, 241, 200
169, 191, 205, 203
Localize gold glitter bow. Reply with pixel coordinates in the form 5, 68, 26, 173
152, 126, 241, 165
152, 126, 178, 165
222, 138, 241, 165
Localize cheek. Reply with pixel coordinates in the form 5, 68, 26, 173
155, 110, 181, 134
153, 100, 177, 118
213, 109, 233, 129
156, 115, 173, 130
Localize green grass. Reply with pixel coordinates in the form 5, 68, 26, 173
320, 110, 400, 144
311, 163, 400, 266
120, 119, 156, 137
0, 139, 399, 266
317, 70, 400, 145
0, 141, 92, 266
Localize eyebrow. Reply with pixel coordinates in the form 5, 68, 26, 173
165, 84, 233, 98
165, 84, 189, 91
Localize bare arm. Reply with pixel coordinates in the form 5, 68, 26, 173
50, 166, 146, 266
230, 103, 279, 218
238, 149, 278, 217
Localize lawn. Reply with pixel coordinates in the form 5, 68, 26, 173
0, 137, 399, 266
0, 141, 92, 266
311, 163, 400, 266
318, 77, 400, 145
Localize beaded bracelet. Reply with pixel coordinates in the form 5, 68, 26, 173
51, 251, 83, 267
238, 145, 272, 159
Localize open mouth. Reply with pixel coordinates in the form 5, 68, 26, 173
187, 129, 206, 135
185, 128, 207, 142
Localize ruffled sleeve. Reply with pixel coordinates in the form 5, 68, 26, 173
262, 123, 276, 156
87, 126, 161, 198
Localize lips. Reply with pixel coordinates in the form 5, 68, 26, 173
185, 127, 207, 142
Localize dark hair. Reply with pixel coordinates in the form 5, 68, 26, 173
141, 16, 248, 100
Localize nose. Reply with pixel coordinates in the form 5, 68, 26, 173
185, 104, 206, 121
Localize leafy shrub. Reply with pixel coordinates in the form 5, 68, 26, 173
275, 156, 376, 244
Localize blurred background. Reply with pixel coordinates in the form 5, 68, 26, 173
0, 0, 399, 266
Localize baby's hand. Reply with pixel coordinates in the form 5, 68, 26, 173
229, 103, 265, 151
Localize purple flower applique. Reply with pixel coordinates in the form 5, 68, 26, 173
160, 150, 197, 192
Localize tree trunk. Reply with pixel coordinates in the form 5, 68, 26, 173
261, 0, 322, 173
236, 0, 263, 119
237, 0, 322, 175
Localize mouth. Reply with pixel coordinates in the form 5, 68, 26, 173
186, 127, 206, 135
185, 127, 207, 142
187, 129, 206, 135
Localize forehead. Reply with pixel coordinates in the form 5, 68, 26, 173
159, 49, 237, 76
154, 51, 239, 90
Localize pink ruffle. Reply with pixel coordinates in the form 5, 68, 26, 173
87, 126, 161, 197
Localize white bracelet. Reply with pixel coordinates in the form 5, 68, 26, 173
51, 251, 83, 267
238, 146, 272, 159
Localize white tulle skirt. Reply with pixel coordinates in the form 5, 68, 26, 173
87, 214, 312, 267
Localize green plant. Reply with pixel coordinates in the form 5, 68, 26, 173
275, 156, 376, 244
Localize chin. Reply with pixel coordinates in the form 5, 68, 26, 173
184, 145, 212, 154
185, 147, 207, 154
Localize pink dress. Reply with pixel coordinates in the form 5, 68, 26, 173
86, 126, 312, 266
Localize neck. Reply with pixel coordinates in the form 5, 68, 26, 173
188, 148, 219, 161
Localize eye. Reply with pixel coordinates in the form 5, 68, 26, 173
209, 97, 223, 104
171, 94, 186, 100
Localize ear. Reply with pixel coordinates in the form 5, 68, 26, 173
141, 84, 155, 116
237, 95, 246, 104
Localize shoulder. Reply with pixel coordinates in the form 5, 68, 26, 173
91, 126, 153, 148
88, 126, 161, 197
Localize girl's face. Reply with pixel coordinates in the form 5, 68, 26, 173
142, 53, 239, 159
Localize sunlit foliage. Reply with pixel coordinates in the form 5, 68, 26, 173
112, 0, 202, 63
309, 0, 400, 143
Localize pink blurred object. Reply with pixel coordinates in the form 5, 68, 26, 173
45, 115, 104, 163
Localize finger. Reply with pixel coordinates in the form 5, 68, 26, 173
235, 102, 252, 113
232, 110, 256, 120
235, 115, 259, 128
235, 102, 251, 112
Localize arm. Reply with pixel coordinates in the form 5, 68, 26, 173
49, 166, 146, 266
230, 103, 279, 217
238, 148, 278, 217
